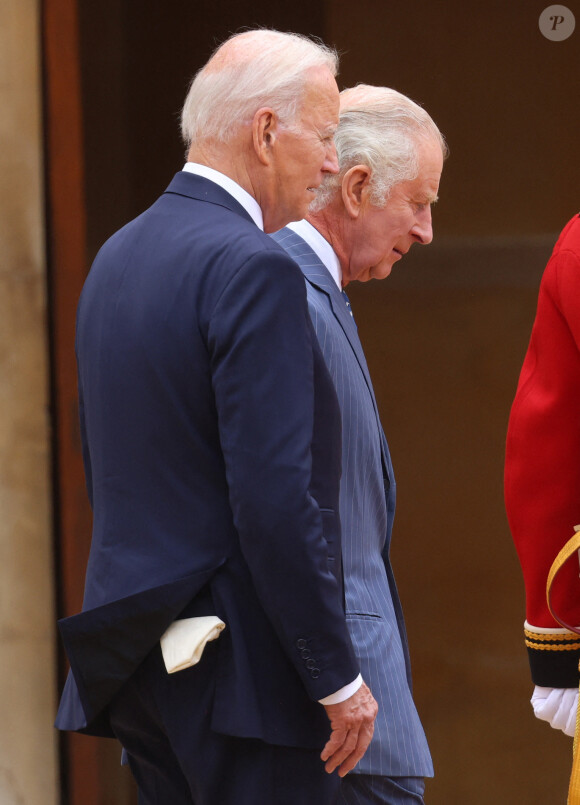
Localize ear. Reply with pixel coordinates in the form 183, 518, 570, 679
342, 165, 372, 219
252, 107, 278, 166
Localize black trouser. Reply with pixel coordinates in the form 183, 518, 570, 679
109, 642, 340, 805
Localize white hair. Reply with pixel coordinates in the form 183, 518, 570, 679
311, 84, 447, 211
181, 29, 338, 147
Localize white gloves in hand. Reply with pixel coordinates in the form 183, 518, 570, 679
531, 686, 578, 737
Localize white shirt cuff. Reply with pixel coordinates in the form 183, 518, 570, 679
318, 674, 363, 705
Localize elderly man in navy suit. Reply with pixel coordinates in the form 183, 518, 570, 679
55, 30, 378, 805
272, 85, 446, 805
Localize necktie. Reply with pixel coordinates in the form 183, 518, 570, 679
342, 289, 354, 318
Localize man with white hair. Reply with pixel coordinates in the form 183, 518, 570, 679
55, 30, 377, 804
272, 85, 446, 804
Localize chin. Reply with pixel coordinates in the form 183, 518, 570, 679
369, 264, 393, 281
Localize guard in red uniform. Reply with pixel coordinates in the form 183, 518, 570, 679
505, 213, 580, 731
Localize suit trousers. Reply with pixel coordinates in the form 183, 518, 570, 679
108, 641, 341, 805
337, 773, 426, 805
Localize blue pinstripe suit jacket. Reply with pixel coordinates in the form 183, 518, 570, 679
271, 228, 433, 778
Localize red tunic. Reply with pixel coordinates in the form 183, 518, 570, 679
505, 214, 580, 686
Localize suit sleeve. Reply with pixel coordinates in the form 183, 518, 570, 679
207, 248, 358, 700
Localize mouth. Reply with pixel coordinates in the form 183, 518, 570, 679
393, 248, 405, 258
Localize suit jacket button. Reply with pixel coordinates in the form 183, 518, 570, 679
301, 649, 311, 659
306, 659, 316, 669
296, 639, 307, 650
310, 668, 320, 679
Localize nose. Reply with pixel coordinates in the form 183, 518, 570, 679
322, 140, 339, 175
412, 206, 433, 245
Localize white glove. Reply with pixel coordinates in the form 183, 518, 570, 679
531, 686, 578, 737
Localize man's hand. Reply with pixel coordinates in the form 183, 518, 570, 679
321, 682, 378, 777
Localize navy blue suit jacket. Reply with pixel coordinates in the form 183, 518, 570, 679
55, 172, 359, 748
272, 227, 433, 777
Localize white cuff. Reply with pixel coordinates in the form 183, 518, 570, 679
318, 674, 363, 705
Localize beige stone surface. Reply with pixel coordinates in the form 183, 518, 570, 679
0, 0, 59, 802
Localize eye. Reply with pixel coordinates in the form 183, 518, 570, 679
320, 129, 336, 144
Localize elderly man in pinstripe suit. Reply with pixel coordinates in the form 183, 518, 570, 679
271, 85, 446, 804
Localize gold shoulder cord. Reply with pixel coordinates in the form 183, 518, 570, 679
546, 526, 580, 805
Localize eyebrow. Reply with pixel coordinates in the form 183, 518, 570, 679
416, 194, 439, 205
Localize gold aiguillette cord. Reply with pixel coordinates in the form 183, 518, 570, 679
546, 526, 580, 805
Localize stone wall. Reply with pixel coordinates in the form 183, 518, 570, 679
0, 0, 59, 802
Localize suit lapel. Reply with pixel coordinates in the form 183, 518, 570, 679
272, 228, 382, 427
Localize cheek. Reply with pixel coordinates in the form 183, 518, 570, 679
369, 238, 396, 267
306, 145, 325, 174
366, 219, 398, 255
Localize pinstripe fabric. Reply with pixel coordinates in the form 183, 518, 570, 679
336, 773, 425, 804
271, 229, 433, 779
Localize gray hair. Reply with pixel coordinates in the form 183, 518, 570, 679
181, 29, 338, 147
311, 84, 447, 211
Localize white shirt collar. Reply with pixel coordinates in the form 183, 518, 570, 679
286, 219, 342, 290
182, 162, 264, 231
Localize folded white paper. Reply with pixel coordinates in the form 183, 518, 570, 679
160, 616, 226, 674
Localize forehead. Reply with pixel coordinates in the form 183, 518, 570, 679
416, 138, 443, 182
394, 138, 443, 199
298, 67, 340, 124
